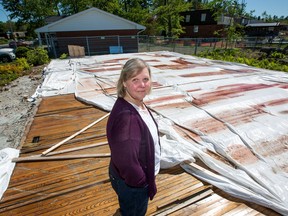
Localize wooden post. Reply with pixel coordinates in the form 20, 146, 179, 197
46, 142, 108, 156
13, 153, 111, 163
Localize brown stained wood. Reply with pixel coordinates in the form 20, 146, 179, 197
221, 203, 253, 216
174, 193, 230, 216
13, 153, 111, 162
156, 184, 211, 209
2, 160, 109, 201
0, 94, 281, 216
5, 160, 109, 202
45, 141, 108, 156
1, 178, 108, 212
3, 181, 116, 215
21, 134, 107, 154
150, 177, 202, 211
153, 189, 213, 216
213, 187, 280, 216
18, 98, 43, 150
27, 109, 107, 142
36, 94, 91, 115
41, 112, 110, 155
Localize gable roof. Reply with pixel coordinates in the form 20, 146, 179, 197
35, 7, 145, 33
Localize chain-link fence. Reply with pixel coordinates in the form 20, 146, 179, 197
41, 35, 288, 58
138, 35, 288, 55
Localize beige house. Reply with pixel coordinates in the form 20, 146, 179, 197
35, 7, 146, 57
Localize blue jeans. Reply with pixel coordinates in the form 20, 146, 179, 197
109, 168, 149, 216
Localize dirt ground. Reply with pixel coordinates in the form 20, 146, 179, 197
0, 66, 45, 150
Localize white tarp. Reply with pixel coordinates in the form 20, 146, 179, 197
0, 148, 19, 199
32, 51, 288, 215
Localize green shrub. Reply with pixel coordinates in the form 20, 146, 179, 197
26, 47, 50, 66
0, 64, 23, 86
0, 38, 8, 45
198, 48, 287, 72
270, 51, 285, 60
15, 58, 31, 71
59, 53, 68, 59
15, 46, 31, 58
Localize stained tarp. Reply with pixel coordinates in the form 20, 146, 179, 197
33, 51, 288, 215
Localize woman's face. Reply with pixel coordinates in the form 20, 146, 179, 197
123, 67, 151, 103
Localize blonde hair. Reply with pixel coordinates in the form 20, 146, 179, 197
117, 58, 151, 97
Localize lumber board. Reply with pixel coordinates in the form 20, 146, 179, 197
12, 153, 111, 162
153, 189, 213, 216
1, 160, 110, 204
21, 134, 107, 153
41, 112, 110, 155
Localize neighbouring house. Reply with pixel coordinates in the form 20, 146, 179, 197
13, 31, 26, 39
35, 7, 146, 57
244, 22, 283, 37
180, 9, 232, 38
0, 31, 26, 40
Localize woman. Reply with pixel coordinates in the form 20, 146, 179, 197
106, 58, 161, 216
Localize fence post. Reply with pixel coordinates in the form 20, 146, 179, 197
117, 35, 120, 47
254, 37, 258, 51
137, 35, 140, 53
194, 38, 200, 55
86, 36, 90, 56
173, 38, 176, 52
50, 38, 57, 58
148, 36, 151, 52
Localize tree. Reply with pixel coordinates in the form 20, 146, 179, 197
1, 0, 59, 36
0, 21, 6, 34
92, 0, 122, 15
2, 0, 59, 23
206, 0, 246, 40
58, 0, 92, 15
153, 0, 192, 38
112, 0, 155, 35
187, 0, 205, 10
1, 0, 129, 36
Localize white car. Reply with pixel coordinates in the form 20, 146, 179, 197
0, 48, 16, 63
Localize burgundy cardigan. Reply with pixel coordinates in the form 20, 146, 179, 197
106, 97, 157, 200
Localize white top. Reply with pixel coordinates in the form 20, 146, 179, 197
130, 103, 161, 175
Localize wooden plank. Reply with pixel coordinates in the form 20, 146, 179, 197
2, 159, 110, 202
36, 94, 90, 114
11, 179, 115, 215
149, 174, 199, 211
20, 135, 107, 153
12, 153, 111, 162
157, 184, 211, 209
153, 189, 213, 216
46, 141, 108, 156
41, 112, 110, 155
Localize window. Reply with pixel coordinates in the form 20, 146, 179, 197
186, 15, 190, 23
201, 13, 206, 22
194, 25, 199, 33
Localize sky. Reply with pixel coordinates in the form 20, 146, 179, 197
0, 0, 288, 22
245, 0, 288, 18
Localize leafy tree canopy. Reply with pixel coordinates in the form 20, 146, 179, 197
1, 0, 288, 37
